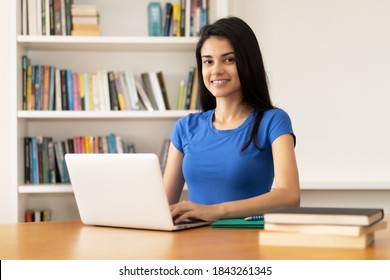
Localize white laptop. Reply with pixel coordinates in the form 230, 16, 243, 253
65, 153, 210, 231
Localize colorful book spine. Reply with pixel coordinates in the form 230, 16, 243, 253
148, 2, 162, 36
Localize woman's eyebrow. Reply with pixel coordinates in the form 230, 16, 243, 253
201, 51, 235, 59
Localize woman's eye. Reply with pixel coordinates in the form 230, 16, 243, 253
225, 57, 236, 63
203, 60, 213, 65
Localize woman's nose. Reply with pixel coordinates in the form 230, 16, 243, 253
211, 62, 224, 75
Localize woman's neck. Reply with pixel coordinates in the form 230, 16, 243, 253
213, 102, 253, 130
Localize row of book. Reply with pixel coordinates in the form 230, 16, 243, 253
21, 0, 100, 36
24, 133, 136, 184
25, 208, 52, 222
259, 207, 387, 248
148, 0, 210, 37
22, 56, 199, 111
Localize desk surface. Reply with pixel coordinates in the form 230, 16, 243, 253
1, 216, 389, 260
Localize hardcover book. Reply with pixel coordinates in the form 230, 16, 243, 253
135, 78, 154, 111
141, 73, 159, 110
259, 231, 375, 248
163, 2, 173, 36
264, 220, 387, 237
148, 2, 162, 36
263, 207, 384, 226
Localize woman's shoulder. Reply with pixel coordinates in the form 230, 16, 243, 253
262, 108, 292, 122
177, 110, 213, 124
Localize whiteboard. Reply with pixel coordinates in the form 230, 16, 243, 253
248, 0, 390, 187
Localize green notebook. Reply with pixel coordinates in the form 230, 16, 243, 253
211, 218, 264, 228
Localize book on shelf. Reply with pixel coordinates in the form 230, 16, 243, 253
71, 72, 80, 110
55, 68, 62, 110
163, 2, 173, 36
123, 70, 141, 110
71, 4, 98, 17
24, 137, 31, 184
159, 138, 170, 173
157, 71, 171, 110
189, 67, 199, 110
135, 78, 154, 112
22, 56, 183, 112
263, 207, 384, 226
41, 0, 50, 36
141, 73, 159, 110
26, 65, 33, 110
171, 2, 181, 36
148, 72, 167, 111
179, 0, 186, 37
54, 0, 62, 35
179, 0, 210, 37
21, 0, 28, 35
176, 66, 197, 110
177, 80, 186, 110
24, 134, 136, 184
107, 71, 120, 111
23, 0, 100, 36
114, 72, 127, 111
184, 66, 195, 109
60, 69, 68, 110
25, 208, 52, 222
27, 0, 38, 35
72, 16, 99, 24
22, 0, 213, 37
71, 24, 101, 36
22, 55, 30, 110
148, 2, 162, 36
66, 69, 73, 110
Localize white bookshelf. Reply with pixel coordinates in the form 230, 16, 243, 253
17, 35, 200, 51
17, 110, 195, 119
19, 185, 73, 194
11, 0, 229, 222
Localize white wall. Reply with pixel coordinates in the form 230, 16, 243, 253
0, 0, 16, 223
230, 0, 390, 187
227, 0, 390, 212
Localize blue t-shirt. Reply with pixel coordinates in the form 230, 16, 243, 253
170, 108, 295, 205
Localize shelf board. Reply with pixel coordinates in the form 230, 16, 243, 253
19, 184, 73, 193
17, 35, 199, 52
17, 110, 196, 120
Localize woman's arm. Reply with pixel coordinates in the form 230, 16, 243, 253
170, 134, 300, 223
163, 142, 185, 205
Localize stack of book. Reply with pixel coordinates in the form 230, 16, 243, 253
71, 4, 100, 36
259, 207, 386, 248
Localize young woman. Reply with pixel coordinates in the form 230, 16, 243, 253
164, 17, 300, 223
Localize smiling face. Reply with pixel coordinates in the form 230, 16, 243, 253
200, 36, 242, 102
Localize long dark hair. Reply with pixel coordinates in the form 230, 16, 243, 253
195, 17, 274, 152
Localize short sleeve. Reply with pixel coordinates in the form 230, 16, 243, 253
267, 109, 296, 146
170, 118, 185, 153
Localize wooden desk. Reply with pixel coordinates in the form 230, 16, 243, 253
1, 216, 389, 260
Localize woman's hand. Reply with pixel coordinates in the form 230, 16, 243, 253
170, 201, 223, 223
